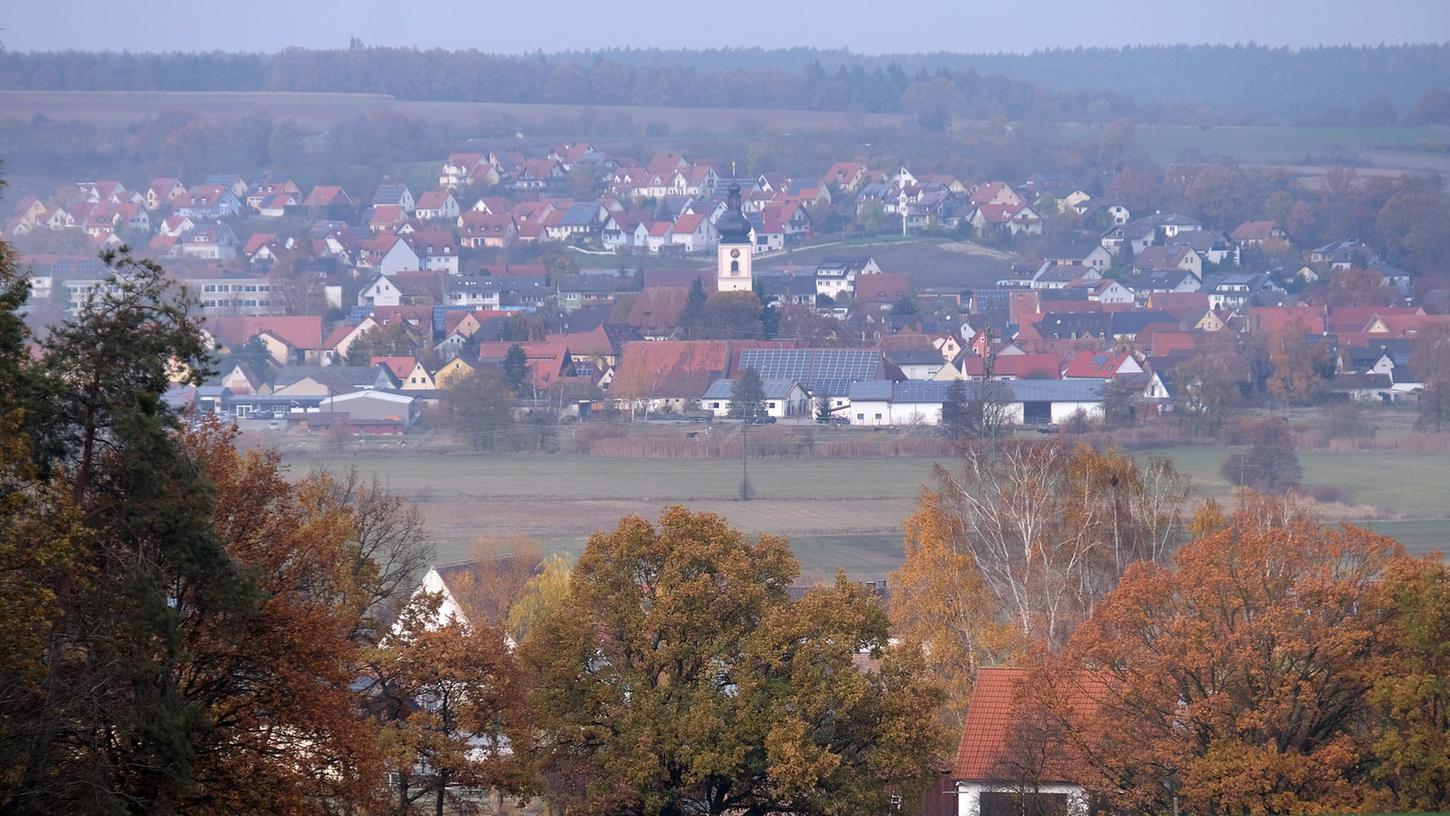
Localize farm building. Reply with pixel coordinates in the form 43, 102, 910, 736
701, 379, 810, 418
845, 380, 1105, 427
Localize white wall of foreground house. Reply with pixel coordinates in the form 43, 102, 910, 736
956, 782, 1088, 816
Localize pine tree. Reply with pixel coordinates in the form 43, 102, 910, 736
680, 276, 707, 339
502, 343, 529, 396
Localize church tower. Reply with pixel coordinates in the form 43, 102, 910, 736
715, 183, 754, 293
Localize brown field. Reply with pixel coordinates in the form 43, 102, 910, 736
276, 441, 1450, 581
0, 90, 912, 132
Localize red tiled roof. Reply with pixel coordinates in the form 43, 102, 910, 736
961, 353, 1062, 379
609, 339, 743, 399
854, 272, 912, 305
208, 315, 323, 351
1248, 306, 1325, 337
952, 667, 1105, 783
1324, 306, 1423, 335
371, 356, 417, 379
1063, 349, 1134, 379
1144, 292, 1210, 319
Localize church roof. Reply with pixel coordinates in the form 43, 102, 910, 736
715, 183, 752, 244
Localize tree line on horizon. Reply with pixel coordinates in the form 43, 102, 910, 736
4, 44, 1450, 125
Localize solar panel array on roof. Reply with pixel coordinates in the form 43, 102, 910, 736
737, 349, 881, 397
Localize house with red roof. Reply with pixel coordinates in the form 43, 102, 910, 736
145, 178, 187, 211
1231, 219, 1289, 248
670, 211, 716, 252
1062, 349, 1144, 380
459, 212, 516, 248
439, 153, 486, 189
414, 191, 459, 222
952, 667, 1101, 816
303, 185, 354, 211
822, 162, 868, 191
854, 273, 913, 309
368, 204, 407, 233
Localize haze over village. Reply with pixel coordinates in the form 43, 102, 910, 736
2, 4, 1450, 816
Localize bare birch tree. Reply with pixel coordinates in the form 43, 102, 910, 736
933, 440, 1187, 646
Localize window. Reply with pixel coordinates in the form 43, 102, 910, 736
730, 260, 739, 273
856, 413, 864, 420
875, 413, 882, 420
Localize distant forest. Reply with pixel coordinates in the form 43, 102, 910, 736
2, 44, 1449, 125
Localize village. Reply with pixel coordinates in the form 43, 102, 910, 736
6, 143, 1445, 438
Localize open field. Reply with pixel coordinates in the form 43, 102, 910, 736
1048, 122, 1450, 174
0, 90, 911, 132
757, 238, 1017, 288
283, 445, 1450, 579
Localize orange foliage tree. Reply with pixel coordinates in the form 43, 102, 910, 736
889, 491, 1014, 730
1055, 500, 1402, 815
177, 429, 408, 814
370, 596, 533, 815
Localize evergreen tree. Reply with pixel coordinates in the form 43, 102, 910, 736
502, 343, 529, 396
940, 379, 972, 439
680, 277, 708, 339
728, 367, 767, 421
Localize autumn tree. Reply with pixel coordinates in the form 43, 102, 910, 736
347, 322, 417, 365
1412, 322, 1450, 431
1172, 348, 1246, 433
698, 291, 766, 339
518, 507, 944, 816
1056, 503, 1403, 815
1220, 417, 1301, 492
934, 441, 1188, 646
1266, 317, 1332, 404
371, 596, 532, 816
1367, 558, 1450, 811
889, 492, 1013, 730
446, 533, 543, 629
0, 234, 438, 814
445, 369, 517, 452
505, 553, 572, 643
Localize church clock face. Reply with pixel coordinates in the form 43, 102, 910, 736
729, 248, 741, 258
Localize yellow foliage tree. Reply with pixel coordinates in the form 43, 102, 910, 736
889, 491, 1014, 731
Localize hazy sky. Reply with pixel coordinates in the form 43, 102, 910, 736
5, 0, 1449, 53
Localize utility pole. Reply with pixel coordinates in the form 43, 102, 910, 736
740, 414, 750, 500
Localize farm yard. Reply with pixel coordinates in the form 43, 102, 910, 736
285, 445, 1450, 581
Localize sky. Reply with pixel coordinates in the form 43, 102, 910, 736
5, 0, 1449, 53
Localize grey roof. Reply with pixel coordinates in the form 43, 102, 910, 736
1043, 241, 1103, 261
373, 183, 410, 205
560, 202, 602, 226
703, 378, 803, 400
1110, 311, 1177, 335
274, 365, 398, 390
885, 348, 946, 366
